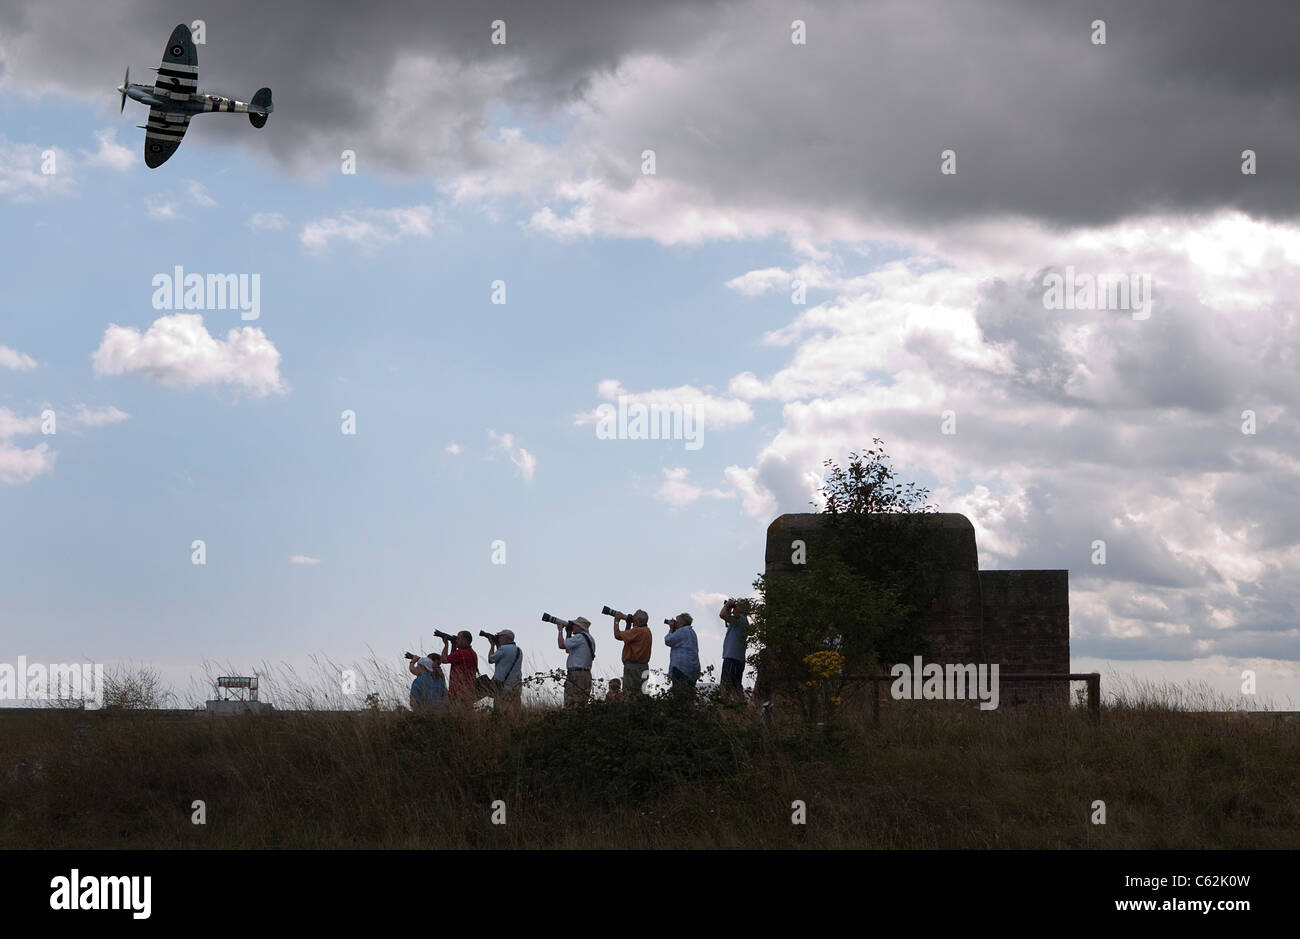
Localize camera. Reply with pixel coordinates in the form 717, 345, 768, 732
601, 605, 628, 619
664, 618, 675, 627
541, 612, 572, 635
433, 629, 458, 644
403, 651, 417, 661
479, 629, 502, 643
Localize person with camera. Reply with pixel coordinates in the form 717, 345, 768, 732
439, 630, 480, 704
553, 615, 595, 706
718, 598, 750, 699
663, 612, 701, 696
608, 607, 652, 698
407, 653, 446, 713
485, 629, 524, 712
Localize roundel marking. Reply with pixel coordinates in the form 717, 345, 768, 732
149, 143, 162, 153
170, 44, 184, 57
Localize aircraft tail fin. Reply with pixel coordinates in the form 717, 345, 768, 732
249, 87, 272, 127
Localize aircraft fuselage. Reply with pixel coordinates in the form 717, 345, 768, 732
120, 83, 252, 115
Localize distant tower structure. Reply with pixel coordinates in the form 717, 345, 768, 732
206, 674, 271, 715
216, 675, 258, 701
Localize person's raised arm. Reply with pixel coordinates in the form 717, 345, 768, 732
408, 660, 420, 677
556, 622, 567, 651
719, 599, 733, 622
612, 612, 625, 641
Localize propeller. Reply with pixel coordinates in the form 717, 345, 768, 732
119, 66, 129, 113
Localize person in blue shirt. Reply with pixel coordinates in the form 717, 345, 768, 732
718, 598, 750, 699
408, 654, 446, 713
663, 612, 701, 696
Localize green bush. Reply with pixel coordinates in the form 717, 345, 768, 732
514, 697, 760, 805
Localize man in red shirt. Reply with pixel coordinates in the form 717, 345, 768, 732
441, 630, 480, 703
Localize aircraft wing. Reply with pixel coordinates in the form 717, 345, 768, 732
152, 23, 198, 101
143, 108, 191, 168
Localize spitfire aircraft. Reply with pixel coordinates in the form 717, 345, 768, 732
117, 24, 272, 168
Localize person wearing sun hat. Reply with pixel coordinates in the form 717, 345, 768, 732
557, 615, 595, 706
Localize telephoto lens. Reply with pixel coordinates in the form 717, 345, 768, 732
601, 605, 613, 616
403, 652, 417, 660
479, 630, 498, 642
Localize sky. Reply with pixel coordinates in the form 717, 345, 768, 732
1, 0, 1297, 709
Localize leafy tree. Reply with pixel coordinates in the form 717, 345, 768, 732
749, 439, 938, 711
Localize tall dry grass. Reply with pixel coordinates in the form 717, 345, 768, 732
1, 669, 1295, 849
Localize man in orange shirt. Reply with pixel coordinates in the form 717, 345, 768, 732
612, 609, 652, 697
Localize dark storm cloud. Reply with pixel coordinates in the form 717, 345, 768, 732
0, 0, 719, 173
5, 0, 1300, 226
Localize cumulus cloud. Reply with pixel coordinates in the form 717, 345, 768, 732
573, 378, 753, 431
690, 590, 729, 610
73, 405, 130, 427
145, 193, 179, 220
723, 465, 776, 518
488, 430, 536, 482
444, 442, 462, 455
0, 406, 53, 484
0, 139, 73, 200
0, 441, 53, 484
0, 130, 132, 202
721, 210, 1300, 666
81, 128, 133, 171
656, 467, 732, 508
300, 205, 437, 254
289, 555, 321, 565
246, 211, 287, 231
0, 345, 37, 371
92, 313, 286, 397
0, 407, 44, 440
185, 179, 216, 207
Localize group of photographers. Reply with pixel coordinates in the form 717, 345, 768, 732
407, 598, 750, 712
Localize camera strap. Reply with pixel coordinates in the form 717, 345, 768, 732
579, 632, 594, 660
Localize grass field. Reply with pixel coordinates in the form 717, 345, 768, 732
2, 675, 1295, 850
